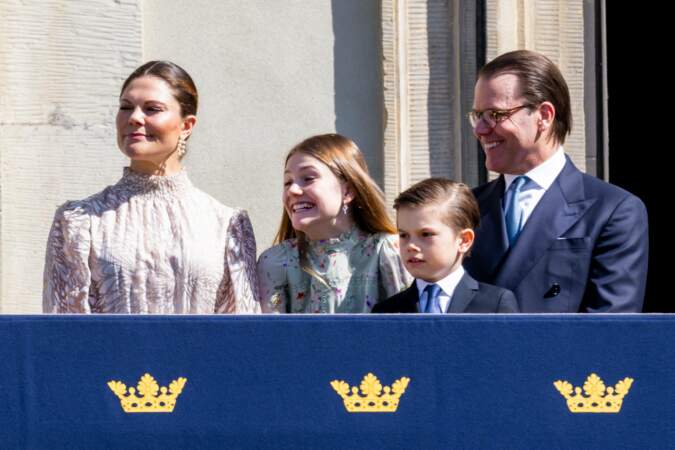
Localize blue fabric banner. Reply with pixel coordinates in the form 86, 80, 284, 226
1, 315, 673, 449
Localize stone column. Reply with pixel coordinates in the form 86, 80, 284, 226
486, 0, 587, 172
381, 0, 482, 208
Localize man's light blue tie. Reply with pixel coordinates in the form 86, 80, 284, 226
504, 176, 528, 247
423, 284, 442, 314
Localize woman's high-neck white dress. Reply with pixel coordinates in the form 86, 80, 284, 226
43, 168, 260, 314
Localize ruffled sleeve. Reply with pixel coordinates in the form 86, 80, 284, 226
256, 243, 290, 313
42, 202, 93, 313
377, 234, 412, 298
216, 209, 261, 314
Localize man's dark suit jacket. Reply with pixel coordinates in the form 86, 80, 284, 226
371, 272, 518, 313
464, 157, 648, 313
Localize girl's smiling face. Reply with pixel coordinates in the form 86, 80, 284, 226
283, 152, 354, 240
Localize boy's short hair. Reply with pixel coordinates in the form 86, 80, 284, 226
394, 177, 480, 231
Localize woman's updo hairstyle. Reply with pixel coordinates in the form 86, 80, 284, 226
120, 60, 198, 117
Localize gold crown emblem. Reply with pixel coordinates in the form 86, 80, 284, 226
553, 373, 633, 413
330, 373, 410, 413
108, 373, 187, 413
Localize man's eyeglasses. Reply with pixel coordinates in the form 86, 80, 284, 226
468, 104, 533, 129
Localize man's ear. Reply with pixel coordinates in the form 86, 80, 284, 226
538, 102, 556, 134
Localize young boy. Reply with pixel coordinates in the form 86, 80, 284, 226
372, 178, 518, 313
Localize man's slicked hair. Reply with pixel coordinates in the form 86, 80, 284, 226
479, 49, 572, 145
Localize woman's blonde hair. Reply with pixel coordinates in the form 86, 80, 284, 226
274, 133, 396, 244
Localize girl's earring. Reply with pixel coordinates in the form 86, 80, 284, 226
342, 204, 349, 215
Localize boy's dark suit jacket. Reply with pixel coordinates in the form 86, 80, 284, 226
371, 272, 518, 313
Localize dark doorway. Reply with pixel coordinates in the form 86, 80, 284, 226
606, 3, 668, 311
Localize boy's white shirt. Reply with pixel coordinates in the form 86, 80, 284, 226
415, 266, 465, 313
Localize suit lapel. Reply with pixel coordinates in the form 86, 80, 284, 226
447, 273, 478, 313
470, 178, 509, 280
495, 158, 596, 289
400, 283, 421, 313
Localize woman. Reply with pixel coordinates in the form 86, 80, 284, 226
257, 133, 411, 313
43, 61, 260, 313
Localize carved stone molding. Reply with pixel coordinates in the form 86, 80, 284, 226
486, 0, 586, 172
381, 0, 481, 205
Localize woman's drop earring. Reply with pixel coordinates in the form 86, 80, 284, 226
176, 135, 187, 158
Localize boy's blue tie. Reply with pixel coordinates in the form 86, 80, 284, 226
423, 284, 442, 313
504, 176, 528, 247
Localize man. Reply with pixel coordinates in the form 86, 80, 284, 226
463, 50, 648, 312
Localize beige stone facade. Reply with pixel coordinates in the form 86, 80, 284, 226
485, 0, 586, 173
0, 0, 587, 312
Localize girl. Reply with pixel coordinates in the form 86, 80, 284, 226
257, 134, 411, 313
